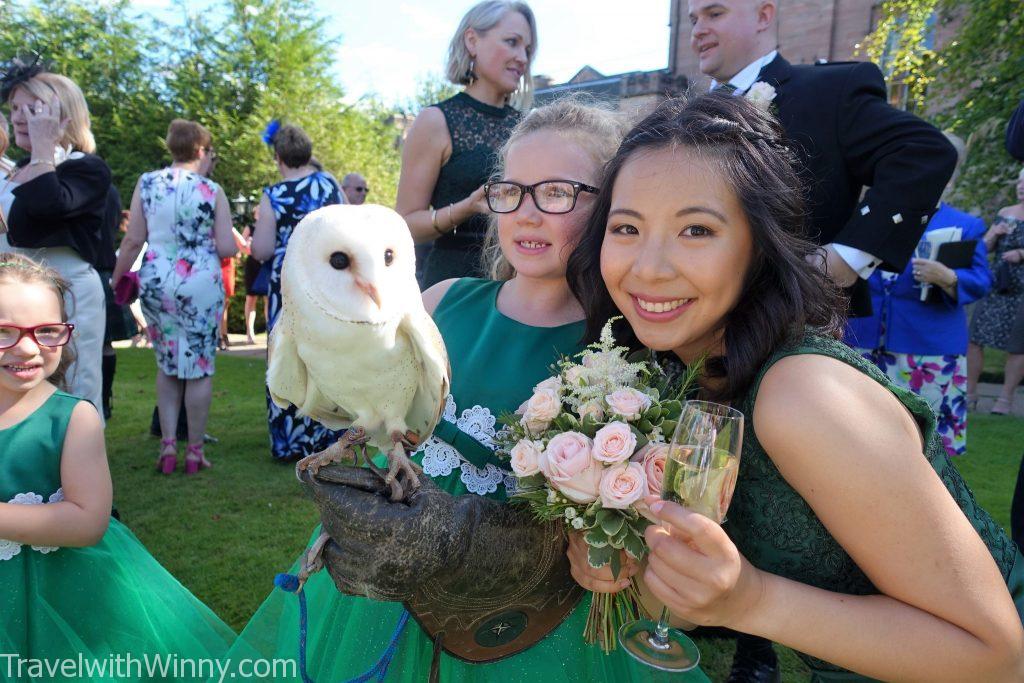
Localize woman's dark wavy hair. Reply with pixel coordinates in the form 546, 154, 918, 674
566, 92, 846, 403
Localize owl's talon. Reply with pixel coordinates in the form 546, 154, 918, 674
383, 439, 421, 502
297, 532, 331, 590
296, 427, 373, 480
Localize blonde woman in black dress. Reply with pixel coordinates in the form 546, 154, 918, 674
397, 0, 537, 288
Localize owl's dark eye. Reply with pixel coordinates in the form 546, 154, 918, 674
384, 248, 394, 266
329, 251, 350, 270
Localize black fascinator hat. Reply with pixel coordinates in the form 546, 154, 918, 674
0, 53, 49, 103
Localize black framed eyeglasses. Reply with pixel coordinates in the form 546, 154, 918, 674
485, 179, 599, 215
0, 323, 75, 350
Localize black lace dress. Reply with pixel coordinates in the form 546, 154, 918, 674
419, 92, 519, 289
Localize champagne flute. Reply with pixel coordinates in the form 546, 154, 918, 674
617, 400, 744, 671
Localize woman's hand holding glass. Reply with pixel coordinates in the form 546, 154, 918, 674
643, 497, 764, 629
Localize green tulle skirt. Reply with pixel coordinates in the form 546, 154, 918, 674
227, 527, 711, 682
1, 518, 235, 682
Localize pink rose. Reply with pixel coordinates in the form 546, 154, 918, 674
520, 387, 561, 435
540, 432, 602, 503
509, 439, 543, 477
592, 421, 637, 464
534, 376, 562, 394
605, 388, 651, 421
634, 442, 669, 496
599, 462, 647, 510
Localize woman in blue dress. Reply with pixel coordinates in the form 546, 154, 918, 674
252, 124, 345, 460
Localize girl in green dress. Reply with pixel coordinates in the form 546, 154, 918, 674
0, 253, 235, 681
567, 93, 1024, 681
230, 99, 712, 681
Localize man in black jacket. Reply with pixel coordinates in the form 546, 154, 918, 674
685, 1, 956, 680
688, 0, 956, 319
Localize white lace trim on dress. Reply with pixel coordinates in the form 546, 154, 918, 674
416, 395, 514, 496
0, 488, 64, 560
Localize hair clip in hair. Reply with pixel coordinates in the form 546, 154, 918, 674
0, 52, 48, 103
261, 119, 281, 146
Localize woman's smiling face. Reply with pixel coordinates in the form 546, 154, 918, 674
599, 145, 754, 363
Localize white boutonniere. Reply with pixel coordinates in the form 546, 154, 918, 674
745, 81, 777, 111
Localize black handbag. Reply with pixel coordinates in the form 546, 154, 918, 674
994, 259, 1015, 294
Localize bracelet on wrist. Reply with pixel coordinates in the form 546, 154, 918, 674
431, 208, 445, 236
447, 204, 456, 233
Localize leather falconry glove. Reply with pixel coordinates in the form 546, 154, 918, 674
299, 465, 583, 665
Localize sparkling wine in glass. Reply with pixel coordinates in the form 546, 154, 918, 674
617, 400, 744, 671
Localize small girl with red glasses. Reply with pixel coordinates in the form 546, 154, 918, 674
0, 252, 234, 674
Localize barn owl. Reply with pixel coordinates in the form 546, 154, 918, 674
267, 204, 449, 501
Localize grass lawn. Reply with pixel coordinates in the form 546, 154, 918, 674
106, 348, 1022, 682
981, 348, 1010, 384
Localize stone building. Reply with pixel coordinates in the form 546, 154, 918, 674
536, 1, 955, 111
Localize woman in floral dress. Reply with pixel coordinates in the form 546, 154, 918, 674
251, 124, 345, 460
112, 119, 237, 474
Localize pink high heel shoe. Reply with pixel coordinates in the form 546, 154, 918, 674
185, 443, 211, 475
157, 438, 177, 474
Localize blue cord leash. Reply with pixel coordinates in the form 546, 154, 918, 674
274, 573, 314, 683
275, 572, 411, 683
347, 609, 410, 683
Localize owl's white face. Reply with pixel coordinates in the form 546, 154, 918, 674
289, 204, 418, 324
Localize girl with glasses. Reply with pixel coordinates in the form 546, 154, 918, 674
0, 252, 235, 671
230, 98, 696, 682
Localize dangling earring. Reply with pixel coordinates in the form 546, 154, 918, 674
465, 57, 477, 85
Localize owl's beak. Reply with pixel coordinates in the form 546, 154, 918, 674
355, 276, 382, 308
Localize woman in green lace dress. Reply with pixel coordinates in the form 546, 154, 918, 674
228, 99, 712, 681
567, 94, 1024, 681
397, 1, 535, 288
0, 253, 235, 680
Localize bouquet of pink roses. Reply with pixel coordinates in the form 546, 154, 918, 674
497, 319, 699, 651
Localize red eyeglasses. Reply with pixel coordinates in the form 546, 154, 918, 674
0, 323, 75, 350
